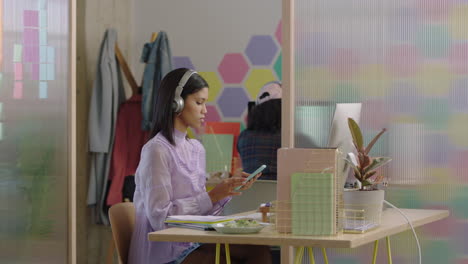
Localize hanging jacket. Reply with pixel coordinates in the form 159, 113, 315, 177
106, 94, 150, 206
140, 31, 173, 131
87, 28, 126, 224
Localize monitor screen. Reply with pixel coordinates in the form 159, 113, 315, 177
327, 103, 362, 151
294, 103, 335, 148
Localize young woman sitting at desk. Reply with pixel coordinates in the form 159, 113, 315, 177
128, 68, 272, 264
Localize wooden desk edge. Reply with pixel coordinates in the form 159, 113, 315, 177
349, 209, 450, 248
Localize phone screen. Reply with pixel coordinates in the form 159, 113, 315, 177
234, 165, 267, 191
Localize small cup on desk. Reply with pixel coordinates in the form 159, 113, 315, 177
258, 205, 270, 223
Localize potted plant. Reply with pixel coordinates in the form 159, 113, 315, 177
343, 118, 392, 228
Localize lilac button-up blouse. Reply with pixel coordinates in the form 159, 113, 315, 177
128, 130, 230, 264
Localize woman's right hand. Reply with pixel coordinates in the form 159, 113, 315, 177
207, 177, 245, 204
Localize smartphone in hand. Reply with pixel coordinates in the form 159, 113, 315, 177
234, 165, 267, 191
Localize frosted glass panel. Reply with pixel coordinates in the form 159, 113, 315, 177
0, 0, 70, 263
295, 0, 468, 262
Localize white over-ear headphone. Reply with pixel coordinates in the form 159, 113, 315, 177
172, 69, 197, 113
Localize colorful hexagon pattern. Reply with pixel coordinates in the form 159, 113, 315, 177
448, 113, 468, 148
449, 150, 468, 184
244, 69, 276, 99
297, 32, 331, 66
245, 35, 278, 66
415, 25, 452, 58
274, 53, 282, 80
198, 71, 222, 102
450, 78, 468, 111
385, 81, 423, 115
415, 64, 454, 96
329, 48, 360, 79
450, 4, 468, 39
205, 104, 221, 123
275, 20, 282, 45
217, 53, 249, 84
217, 87, 250, 118
425, 134, 451, 165
384, 44, 422, 78
388, 8, 418, 42
421, 98, 450, 130
448, 43, 468, 75
173, 56, 195, 70
416, 0, 454, 20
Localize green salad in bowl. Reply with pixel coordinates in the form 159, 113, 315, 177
212, 218, 266, 234
224, 218, 260, 228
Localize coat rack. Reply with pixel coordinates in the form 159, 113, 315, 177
115, 44, 139, 95
114, 32, 158, 96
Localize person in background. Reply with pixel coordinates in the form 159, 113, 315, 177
237, 81, 282, 181
128, 68, 272, 264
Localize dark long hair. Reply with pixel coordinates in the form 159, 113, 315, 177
247, 99, 281, 133
150, 68, 209, 145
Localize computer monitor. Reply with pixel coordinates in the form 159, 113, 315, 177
294, 103, 336, 148
327, 103, 362, 184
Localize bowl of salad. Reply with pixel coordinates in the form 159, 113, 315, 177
212, 218, 267, 234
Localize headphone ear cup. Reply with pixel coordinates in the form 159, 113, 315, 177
173, 96, 184, 113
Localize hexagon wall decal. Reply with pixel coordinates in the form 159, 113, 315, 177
244, 69, 276, 99
218, 53, 250, 84
198, 71, 222, 102
274, 52, 282, 80
217, 87, 250, 118
206, 104, 222, 122
245, 35, 278, 66
173, 56, 195, 70
275, 20, 282, 45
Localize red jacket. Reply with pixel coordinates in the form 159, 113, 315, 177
107, 94, 150, 205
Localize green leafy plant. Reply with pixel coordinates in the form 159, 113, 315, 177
345, 118, 391, 190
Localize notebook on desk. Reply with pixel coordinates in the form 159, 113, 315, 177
277, 148, 342, 234
291, 172, 335, 235
165, 215, 233, 224
165, 215, 234, 231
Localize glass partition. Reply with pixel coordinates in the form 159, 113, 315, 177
294, 0, 468, 262
0, 0, 70, 262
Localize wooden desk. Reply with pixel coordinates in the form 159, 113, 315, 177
148, 208, 449, 263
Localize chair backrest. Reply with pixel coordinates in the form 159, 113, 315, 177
109, 202, 135, 264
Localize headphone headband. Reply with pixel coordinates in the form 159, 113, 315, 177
173, 69, 197, 113
174, 70, 197, 99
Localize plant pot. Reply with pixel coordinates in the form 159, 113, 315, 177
343, 189, 385, 228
